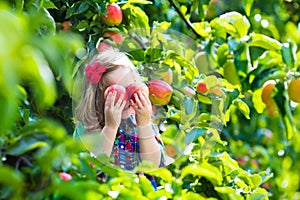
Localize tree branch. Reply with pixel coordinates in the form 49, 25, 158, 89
129, 32, 147, 50
168, 0, 201, 38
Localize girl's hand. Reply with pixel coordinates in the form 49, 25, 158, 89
104, 91, 126, 130
130, 90, 152, 127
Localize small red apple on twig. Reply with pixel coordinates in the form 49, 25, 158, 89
59, 172, 72, 181
196, 82, 208, 94
103, 32, 123, 44
101, 4, 123, 26
62, 21, 72, 31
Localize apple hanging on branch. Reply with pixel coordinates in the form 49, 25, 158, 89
103, 31, 123, 44
147, 79, 173, 106
196, 82, 208, 94
101, 4, 123, 26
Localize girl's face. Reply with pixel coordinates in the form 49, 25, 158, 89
103, 65, 148, 118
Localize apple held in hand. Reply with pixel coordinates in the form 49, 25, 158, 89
101, 4, 122, 26
104, 85, 128, 103
127, 83, 149, 103
147, 80, 173, 106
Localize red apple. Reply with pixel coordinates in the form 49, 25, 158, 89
104, 85, 128, 103
62, 21, 72, 31
196, 82, 208, 94
147, 80, 173, 106
126, 83, 149, 103
103, 32, 123, 44
165, 145, 177, 158
236, 156, 248, 166
101, 4, 122, 26
59, 172, 72, 181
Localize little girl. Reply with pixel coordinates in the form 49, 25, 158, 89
74, 49, 165, 171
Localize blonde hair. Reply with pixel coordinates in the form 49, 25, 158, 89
74, 49, 141, 131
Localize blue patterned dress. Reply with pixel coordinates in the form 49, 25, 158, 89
74, 115, 165, 190
111, 115, 165, 170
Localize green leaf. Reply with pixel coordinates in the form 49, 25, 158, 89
13, 0, 24, 12
223, 59, 240, 85
248, 33, 282, 51
66, 2, 90, 18
215, 152, 240, 176
43, 0, 58, 9
281, 42, 296, 69
182, 97, 198, 123
145, 48, 163, 63
250, 68, 287, 91
250, 174, 263, 188
19, 119, 67, 142
6, 119, 68, 155
252, 88, 266, 114
197, 94, 212, 104
127, 0, 152, 4
234, 99, 250, 119
251, 51, 283, 77
139, 175, 155, 194
0, 166, 24, 198
147, 188, 173, 199
0, 68, 19, 134
242, 0, 254, 16
258, 171, 273, 183
237, 171, 261, 189
19, 45, 57, 110
215, 187, 243, 200
37, 7, 56, 36
219, 11, 250, 37
193, 22, 211, 38
180, 162, 223, 185
246, 188, 269, 200
185, 128, 206, 144
217, 43, 229, 67
153, 21, 171, 32
181, 191, 210, 200
125, 5, 150, 36
224, 88, 240, 109
6, 137, 48, 156
147, 168, 173, 183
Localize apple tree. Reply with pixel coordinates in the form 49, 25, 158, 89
0, 0, 299, 199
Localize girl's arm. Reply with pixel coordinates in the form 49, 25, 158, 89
98, 126, 118, 156
138, 125, 162, 167
131, 90, 163, 167
92, 91, 125, 157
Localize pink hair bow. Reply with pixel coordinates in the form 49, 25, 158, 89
84, 62, 107, 85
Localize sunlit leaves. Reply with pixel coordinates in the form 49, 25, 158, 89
210, 11, 250, 39
248, 33, 282, 51
0, 166, 24, 199
0, 4, 82, 132
181, 162, 223, 185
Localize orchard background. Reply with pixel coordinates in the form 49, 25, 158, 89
0, 0, 300, 199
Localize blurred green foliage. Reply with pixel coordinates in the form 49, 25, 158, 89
0, 0, 299, 199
